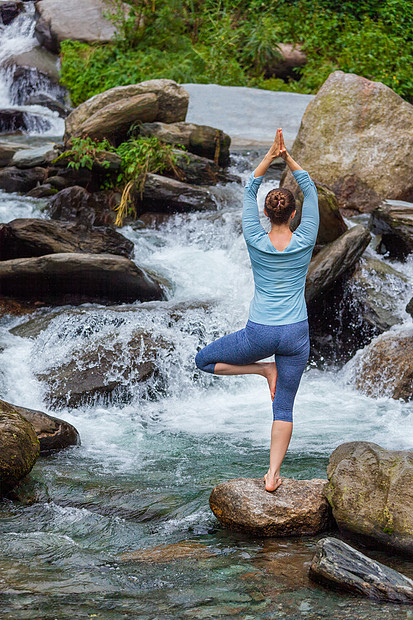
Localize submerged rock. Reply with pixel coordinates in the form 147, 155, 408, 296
324, 441, 413, 557
305, 225, 371, 304
281, 71, 413, 212
347, 329, 413, 401
0, 398, 80, 454
0, 403, 39, 496
37, 329, 170, 408
281, 177, 347, 245
370, 199, 413, 261
138, 121, 231, 167
0, 218, 134, 260
34, 0, 118, 53
120, 541, 215, 563
209, 477, 333, 536
309, 537, 413, 603
0, 253, 165, 305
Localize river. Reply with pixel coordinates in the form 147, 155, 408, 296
0, 4, 412, 619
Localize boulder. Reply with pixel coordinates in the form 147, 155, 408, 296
25, 184, 58, 198
0, 1, 23, 25
135, 173, 217, 215
7, 46, 60, 83
138, 121, 231, 167
348, 256, 409, 333
37, 329, 169, 408
209, 477, 333, 536
346, 329, 413, 401
70, 93, 159, 144
280, 71, 413, 212
324, 441, 413, 557
23, 94, 71, 118
34, 0, 117, 53
370, 199, 413, 261
266, 43, 307, 80
305, 225, 371, 303
167, 150, 224, 186
0, 398, 79, 454
11, 143, 57, 168
64, 80, 189, 140
0, 405, 39, 496
47, 186, 115, 226
281, 176, 347, 245
0, 218, 134, 260
309, 537, 413, 603
0, 141, 25, 167
0, 253, 165, 305
0, 166, 47, 193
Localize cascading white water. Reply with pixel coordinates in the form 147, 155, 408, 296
0, 1, 64, 136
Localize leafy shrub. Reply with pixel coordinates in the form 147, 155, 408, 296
55, 136, 114, 170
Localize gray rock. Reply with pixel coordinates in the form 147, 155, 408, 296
324, 441, 413, 557
0, 253, 165, 305
25, 184, 57, 198
0, 108, 51, 134
0, 218, 134, 260
370, 199, 413, 260
282, 71, 413, 212
23, 94, 71, 118
0, 402, 39, 496
34, 0, 118, 53
136, 173, 217, 215
0, 141, 27, 167
11, 143, 57, 168
209, 477, 333, 536
7, 46, 60, 82
65, 80, 189, 140
1, 398, 80, 454
0, 1, 23, 25
309, 537, 413, 603
138, 121, 231, 167
305, 225, 371, 303
0, 166, 47, 193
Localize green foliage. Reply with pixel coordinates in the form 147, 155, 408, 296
60, 0, 413, 104
55, 136, 114, 170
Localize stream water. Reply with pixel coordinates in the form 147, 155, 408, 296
0, 6, 413, 620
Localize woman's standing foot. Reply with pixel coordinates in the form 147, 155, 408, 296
264, 469, 282, 492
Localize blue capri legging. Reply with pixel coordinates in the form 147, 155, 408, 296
195, 319, 310, 422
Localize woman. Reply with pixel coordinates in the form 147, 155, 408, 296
195, 128, 319, 492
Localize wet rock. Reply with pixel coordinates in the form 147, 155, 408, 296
265, 43, 307, 80
0, 107, 52, 134
281, 71, 413, 212
0, 166, 47, 193
0, 141, 23, 167
120, 541, 215, 563
137, 212, 174, 229
305, 225, 371, 304
70, 93, 159, 144
0, 298, 44, 318
46, 186, 115, 226
65, 80, 189, 140
209, 477, 333, 536
167, 150, 225, 186
324, 441, 413, 557
0, 403, 39, 496
346, 329, 413, 401
0, 253, 165, 305
44, 175, 67, 191
0, 398, 80, 454
46, 165, 92, 189
34, 0, 117, 53
9, 66, 66, 109
136, 173, 217, 215
407, 297, 413, 317
37, 329, 170, 408
347, 256, 409, 333
23, 94, 71, 118
11, 143, 57, 168
25, 183, 57, 198
309, 537, 413, 603
7, 46, 60, 83
370, 199, 413, 261
0, 218, 134, 260
281, 176, 347, 245
0, 1, 23, 25
138, 121, 231, 167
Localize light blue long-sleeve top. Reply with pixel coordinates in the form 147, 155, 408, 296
242, 169, 319, 325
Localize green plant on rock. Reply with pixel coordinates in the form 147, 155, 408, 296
114, 136, 185, 227
55, 136, 115, 170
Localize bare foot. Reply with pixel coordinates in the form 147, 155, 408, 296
264, 469, 282, 492
262, 363, 277, 401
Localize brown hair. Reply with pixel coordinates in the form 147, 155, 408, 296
264, 188, 295, 225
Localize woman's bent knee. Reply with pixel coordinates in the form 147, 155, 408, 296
195, 350, 215, 374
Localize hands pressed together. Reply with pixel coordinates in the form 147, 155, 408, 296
268, 127, 288, 161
